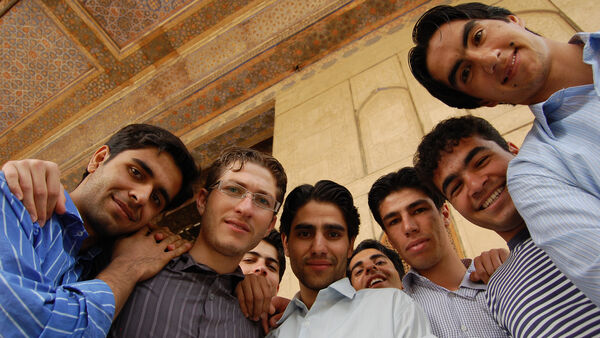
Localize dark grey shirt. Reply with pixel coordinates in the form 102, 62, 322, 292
109, 253, 262, 338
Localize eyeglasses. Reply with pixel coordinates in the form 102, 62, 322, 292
210, 180, 281, 212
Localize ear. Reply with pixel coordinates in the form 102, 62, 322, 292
87, 145, 110, 174
267, 215, 277, 234
507, 14, 525, 28
508, 142, 520, 155
480, 100, 498, 107
441, 203, 451, 229
281, 232, 289, 257
196, 188, 209, 216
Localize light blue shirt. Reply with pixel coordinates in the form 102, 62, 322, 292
507, 31, 600, 307
267, 278, 434, 338
402, 260, 509, 337
0, 172, 115, 337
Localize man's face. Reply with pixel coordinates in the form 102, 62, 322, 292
240, 240, 280, 291
283, 201, 354, 293
349, 248, 402, 290
426, 16, 550, 106
196, 162, 277, 259
378, 188, 450, 272
432, 136, 521, 232
78, 147, 182, 237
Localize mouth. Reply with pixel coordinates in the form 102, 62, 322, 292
113, 196, 136, 222
502, 48, 518, 84
367, 276, 387, 288
225, 218, 250, 233
480, 186, 505, 210
306, 259, 332, 271
406, 238, 428, 252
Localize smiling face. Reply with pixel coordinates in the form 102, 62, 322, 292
426, 16, 551, 106
349, 248, 402, 290
432, 136, 523, 237
240, 240, 281, 291
195, 161, 277, 260
74, 146, 182, 238
378, 188, 451, 273
283, 201, 354, 294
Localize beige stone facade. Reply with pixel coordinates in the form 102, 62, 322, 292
273, 0, 600, 298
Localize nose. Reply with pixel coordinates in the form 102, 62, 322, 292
130, 183, 153, 205
402, 216, 419, 236
365, 261, 378, 274
254, 264, 267, 276
466, 172, 487, 200
234, 193, 255, 214
310, 232, 328, 255
466, 48, 500, 74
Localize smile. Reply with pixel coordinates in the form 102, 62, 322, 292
368, 276, 386, 288
481, 186, 504, 209
502, 48, 518, 84
113, 196, 136, 222
225, 219, 250, 233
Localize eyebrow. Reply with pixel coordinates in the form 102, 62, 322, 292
448, 20, 477, 88
440, 146, 486, 196
133, 158, 171, 206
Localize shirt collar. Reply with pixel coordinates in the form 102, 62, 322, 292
402, 259, 486, 294
507, 228, 531, 251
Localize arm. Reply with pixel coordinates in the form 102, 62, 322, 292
2, 159, 66, 226
508, 169, 600, 307
469, 248, 509, 283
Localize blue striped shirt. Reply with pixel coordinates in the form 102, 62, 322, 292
402, 260, 509, 337
0, 172, 115, 337
486, 229, 600, 337
507, 31, 600, 307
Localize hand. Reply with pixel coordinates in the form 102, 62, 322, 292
2, 159, 66, 226
111, 226, 192, 282
261, 296, 290, 334
236, 273, 277, 321
470, 248, 509, 284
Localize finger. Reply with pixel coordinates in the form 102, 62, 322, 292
236, 283, 249, 318
259, 278, 274, 318
153, 227, 175, 242
498, 248, 509, 263
490, 250, 504, 269
164, 241, 191, 258
31, 165, 49, 227
12, 163, 38, 223
481, 252, 495, 277
3, 162, 24, 200
473, 256, 489, 283
165, 238, 190, 252
43, 163, 62, 222
240, 277, 257, 319
55, 184, 67, 215
269, 312, 284, 328
469, 270, 481, 282
261, 314, 270, 334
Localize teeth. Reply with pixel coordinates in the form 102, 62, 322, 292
369, 278, 384, 287
503, 53, 516, 84
481, 186, 504, 209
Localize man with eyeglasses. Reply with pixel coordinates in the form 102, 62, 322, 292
109, 147, 287, 337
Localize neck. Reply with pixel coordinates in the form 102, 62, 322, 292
298, 283, 320, 310
416, 248, 466, 291
496, 220, 527, 243
527, 38, 593, 104
188, 235, 243, 274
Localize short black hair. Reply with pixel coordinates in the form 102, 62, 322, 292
413, 115, 509, 196
262, 229, 286, 282
280, 180, 359, 241
368, 167, 444, 231
347, 239, 405, 279
408, 2, 513, 108
83, 124, 198, 211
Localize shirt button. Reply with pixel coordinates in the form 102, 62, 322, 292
209, 294, 215, 301
461, 325, 468, 332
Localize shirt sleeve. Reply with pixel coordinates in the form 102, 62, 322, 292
0, 176, 115, 337
508, 164, 600, 308
393, 291, 436, 337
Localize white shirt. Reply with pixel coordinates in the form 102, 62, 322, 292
267, 278, 435, 338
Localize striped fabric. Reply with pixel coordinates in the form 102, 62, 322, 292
507, 31, 600, 308
486, 229, 600, 337
0, 172, 115, 337
402, 260, 510, 337
109, 253, 262, 338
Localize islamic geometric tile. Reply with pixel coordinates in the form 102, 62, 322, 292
0, 0, 93, 132
79, 0, 191, 48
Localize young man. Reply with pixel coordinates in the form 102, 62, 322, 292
409, 2, 600, 306
240, 229, 286, 292
347, 239, 404, 290
0, 124, 198, 336
414, 115, 600, 337
368, 167, 509, 337
110, 147, 287, 337
267, 180, 433, 337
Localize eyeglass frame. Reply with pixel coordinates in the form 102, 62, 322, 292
209, 180, 281, 213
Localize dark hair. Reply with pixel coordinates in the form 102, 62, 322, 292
368, 167, 444, 231
408, 2, 513, 108
280, 180, 359, 241
204, 147, 287, 207
262, 229, 286, 282
347, 239, 405, 279
414, 115, 509, 196
83, 124, 198, 211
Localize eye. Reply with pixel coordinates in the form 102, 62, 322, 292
254, 194, 274, 208
354, 268, 363, 277
225, 185, 242, 194
297, 230, 311, 239
375, 259, 386, 266
327, 231, 342, 239
474, 155, 490, 168
150, 192, 162, 206
242, 257, 255, 263
129, 166, 143, 179
385, 217, 400, 228
449, 181, 463, 199
473, 29, 483, 45
267, 264, 278, 272
413, 207, 427, 215
460, 65, 471, 84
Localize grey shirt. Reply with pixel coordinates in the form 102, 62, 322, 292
109, 253, 262, 338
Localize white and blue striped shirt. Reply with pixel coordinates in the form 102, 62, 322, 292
487, 229, 600, 337
507, 31, 600, 308
0, 172, 115, 337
